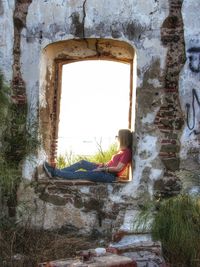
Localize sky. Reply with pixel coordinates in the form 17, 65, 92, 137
57, 60, 130, 156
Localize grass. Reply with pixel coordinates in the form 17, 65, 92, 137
0, 162, 21, 202
56, 143, 118, 168
0, 222, 102, 267
137, 194, 200, 266
0, 73, 10, 123
0, 72, 42, 265
153, 195, 200, 266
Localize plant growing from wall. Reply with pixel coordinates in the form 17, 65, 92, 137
0, 72, 40, 217
0, 74, 10, 124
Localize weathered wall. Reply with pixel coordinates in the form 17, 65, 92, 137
0, 0, 199, 234
0, 0, 14, 81
22, 0, 168, 190
179, 1, 200, 171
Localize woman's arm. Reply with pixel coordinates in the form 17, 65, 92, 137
93, 162, 126, 173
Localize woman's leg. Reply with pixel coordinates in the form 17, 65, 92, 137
44, 162, 115, 183
54, 168, 116, 183
61, 160, 98, 172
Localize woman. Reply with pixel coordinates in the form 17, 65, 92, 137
44, 129, 132, 183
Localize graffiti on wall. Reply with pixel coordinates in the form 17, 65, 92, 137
187, 47, 200, 73
185, 44, 200, 135
186, 88, 200, 136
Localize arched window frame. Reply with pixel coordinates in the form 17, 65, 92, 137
40, 39, 136, 169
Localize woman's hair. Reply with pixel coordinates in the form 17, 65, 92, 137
118, 129, 132, 149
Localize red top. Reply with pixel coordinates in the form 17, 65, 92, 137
106, 148, 132, 176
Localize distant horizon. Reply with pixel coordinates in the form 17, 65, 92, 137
57, 135, 116, 156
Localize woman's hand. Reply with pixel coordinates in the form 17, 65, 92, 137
93, 167, 105, 172
98, 163, 104, 167
93, 162, 126, 173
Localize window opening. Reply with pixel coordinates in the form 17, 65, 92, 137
57, 60, 132, 158
41, 38, 136, 177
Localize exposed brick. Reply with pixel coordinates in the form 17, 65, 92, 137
164, 88, 178, 93
159, 152, 176, 158
164, 132, 178, 139
154, 0, 185, 172
160, 144, 180, 153
161, 139, 177, 144
159, 119, 173, 128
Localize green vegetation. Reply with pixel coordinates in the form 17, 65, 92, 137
0, 225, 102, 266
0, 74, 39, 155
0, 162, 21, 206
0, 73, 18, 215
135, 194, 200, 266
0, 72, 39, 214
56, 143, 117, 168
0, 72, 41, 266
0, 73, 10, 123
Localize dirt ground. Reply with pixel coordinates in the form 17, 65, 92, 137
0, 227, 110, 267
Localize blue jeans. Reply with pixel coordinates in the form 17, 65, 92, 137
54, 160, 116, 183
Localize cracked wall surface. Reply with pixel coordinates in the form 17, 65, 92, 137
0, 0, 200, 233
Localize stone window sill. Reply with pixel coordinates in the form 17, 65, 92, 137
37, 178, 130, 186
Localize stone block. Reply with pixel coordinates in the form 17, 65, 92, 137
154, 174, 182, 198
161, 158, 180, 171
160, 144, 180, 153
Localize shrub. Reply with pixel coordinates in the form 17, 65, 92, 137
151, 195, 200, 266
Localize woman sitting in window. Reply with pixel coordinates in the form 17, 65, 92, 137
43, 129, 132, 183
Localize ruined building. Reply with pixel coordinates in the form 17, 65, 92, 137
0, 0, 200, 239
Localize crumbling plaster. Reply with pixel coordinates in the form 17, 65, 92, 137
0, 0, 15, 82
17, 181, 135, 234
18, 0, 169, 233
20, 0, 168, 189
